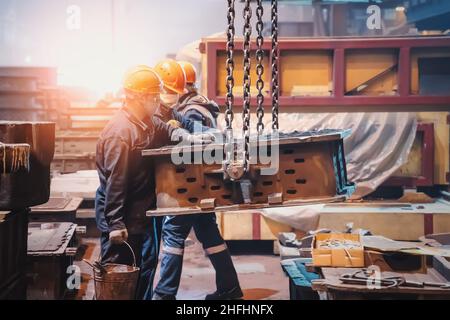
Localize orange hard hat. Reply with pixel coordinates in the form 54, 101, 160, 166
178, 61, 197, 85
123, 65, 162, 95
154, 59, 186, 94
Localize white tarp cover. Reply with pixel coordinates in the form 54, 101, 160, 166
255, 112, 417, 231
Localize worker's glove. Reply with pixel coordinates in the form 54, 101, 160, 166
171, 128, 215, 145
109, 228, 128, 245
167, 119, 182, 129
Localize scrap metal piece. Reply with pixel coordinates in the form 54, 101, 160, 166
200, 198, 216, 211
340, 269, 405, 289
268, 192, 282, 205
239, 179, 253, 204
339, 269, 450, 290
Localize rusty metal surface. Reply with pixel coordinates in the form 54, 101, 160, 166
143, 130, 354, 216
0, 121, 55, 210
30, 197, 83, 223
26, 222, 77, 300
0, 143, 30, 174
27, 222, 77, 255
32, 197, 71, 211
143, 129, 351, 157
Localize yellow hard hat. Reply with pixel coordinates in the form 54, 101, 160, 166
178, 61, 197, 85
123, 65, 163, 95
154, 59, 186, 94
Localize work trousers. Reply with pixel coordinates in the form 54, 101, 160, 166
100, 216, 163, 300
153, 213, 240, 298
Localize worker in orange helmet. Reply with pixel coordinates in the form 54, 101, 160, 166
153, 61, 242, 301
153, 59, 186, 128
95, 65, 213, 300
176, 61, 220, 128
153, 58, 215, 135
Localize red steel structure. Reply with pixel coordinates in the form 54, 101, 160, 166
200, 36, 450, 112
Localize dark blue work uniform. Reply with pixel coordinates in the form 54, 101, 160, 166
95, 105, 176, 300
153, 93, 241, 299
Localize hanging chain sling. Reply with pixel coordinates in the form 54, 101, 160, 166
271, 0, 279, 132
256, 0, 265, 135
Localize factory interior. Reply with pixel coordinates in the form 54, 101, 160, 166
2, 0, 450, 305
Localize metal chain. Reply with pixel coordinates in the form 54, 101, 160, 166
256, 0, 265, 135
225, 0, 235, 131
271, 0, 279, 131
242, 0, 252, 171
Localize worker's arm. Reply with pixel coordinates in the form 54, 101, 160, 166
102, 137, 130, 232
153, 117, 177, 146
154, 104, 172, 123
172, 109, 210, 133
153, 115, 215, 145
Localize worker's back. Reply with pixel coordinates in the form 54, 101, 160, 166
176, 91, 220, 130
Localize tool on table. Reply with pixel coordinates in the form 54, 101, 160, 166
340, 269, 405, 288
339, 269, 450, 290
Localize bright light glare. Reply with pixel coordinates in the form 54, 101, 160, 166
58, 53, 127, 100
395, 6, 406, 12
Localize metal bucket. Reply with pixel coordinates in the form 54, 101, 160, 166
87, 242, 140, 300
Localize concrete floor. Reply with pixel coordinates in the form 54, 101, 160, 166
75, 235, 289, 300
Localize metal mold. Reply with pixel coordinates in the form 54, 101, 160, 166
143, 130, 355, 216
26, 222, 78, 300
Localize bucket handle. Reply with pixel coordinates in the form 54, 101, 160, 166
96, 240, 137, 268
121, 241, 137, 268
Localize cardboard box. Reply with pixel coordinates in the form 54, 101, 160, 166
312, 233, 364, 268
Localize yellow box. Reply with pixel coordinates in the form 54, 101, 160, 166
312, 233, 364, 268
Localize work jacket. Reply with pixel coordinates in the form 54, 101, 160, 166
95, 106, 175, 235
176, 92, 220, 130
155, 95, 217, 132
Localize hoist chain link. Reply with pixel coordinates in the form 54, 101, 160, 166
225, 0, 235, 131
242, 0, 252, 172
256, 0, 265, 135
271, 0, 279, 131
